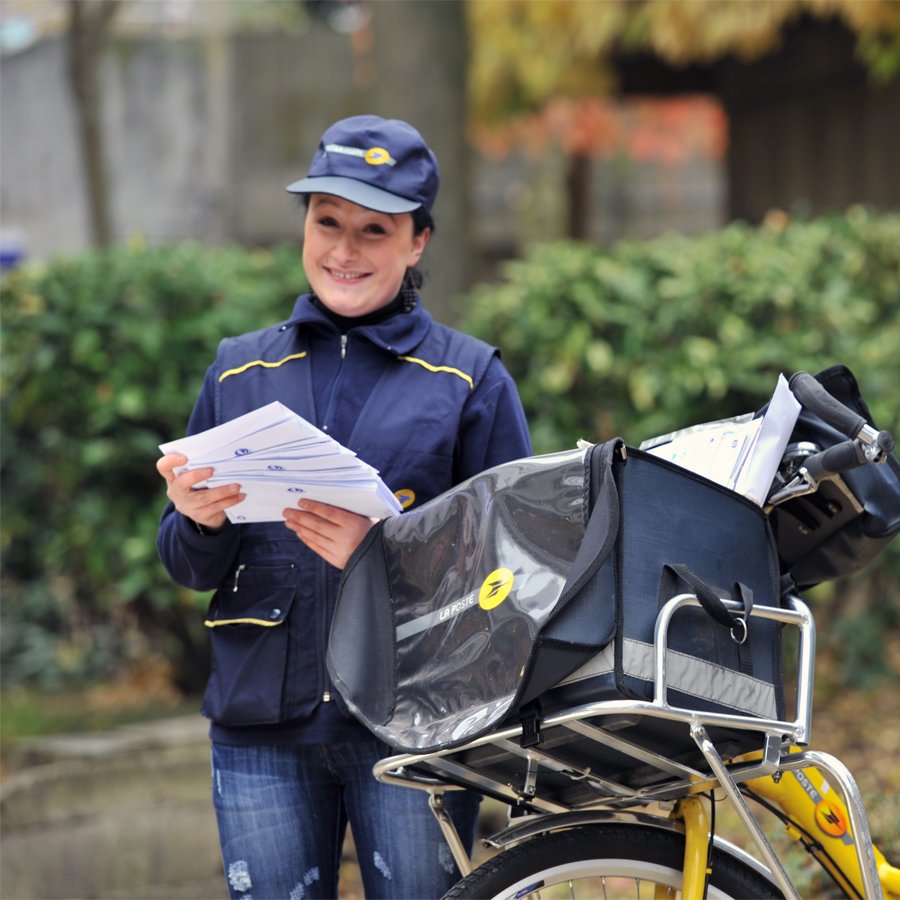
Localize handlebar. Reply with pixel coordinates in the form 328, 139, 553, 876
800, 440, 867, 482
766, 372, 895, 508
788, 372, 867, 439
789, 371, 894, 455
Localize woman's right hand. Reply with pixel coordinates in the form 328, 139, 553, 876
156, 453, 244, 533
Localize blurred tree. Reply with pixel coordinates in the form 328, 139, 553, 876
469, 0, 900, 122
467, 0, 900, 236
370, 0, 470, 322
65, 0, 122, 248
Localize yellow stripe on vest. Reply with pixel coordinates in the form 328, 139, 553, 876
204, 617, 284, 628
218, 352, 308, 383
397, 355, 474, 389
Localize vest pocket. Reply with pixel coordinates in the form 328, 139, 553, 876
201, 560, 297, 725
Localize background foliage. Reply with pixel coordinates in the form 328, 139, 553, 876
461, 207, 899, 452
468, 0, 900, 126
1, 240, 303, 693
2, 209, 898, 699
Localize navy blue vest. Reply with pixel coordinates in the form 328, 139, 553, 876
200, 303, 499, 728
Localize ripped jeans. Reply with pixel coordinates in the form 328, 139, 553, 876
211, 739, 480, 900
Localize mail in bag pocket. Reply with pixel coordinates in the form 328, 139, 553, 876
201, 559, 297, 726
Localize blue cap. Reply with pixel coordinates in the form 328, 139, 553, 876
286, 115, 440, 214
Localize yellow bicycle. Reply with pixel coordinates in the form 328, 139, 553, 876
373, 372, 899, 899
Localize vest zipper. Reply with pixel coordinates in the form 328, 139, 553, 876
322, 334, 349, 432
232, 563, 246, 592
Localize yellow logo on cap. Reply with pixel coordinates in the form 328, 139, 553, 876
479, 568, 514, 610
365, 147, 394, 166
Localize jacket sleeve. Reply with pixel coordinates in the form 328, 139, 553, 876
156, 366, 241, 591
454, 354, 532, 483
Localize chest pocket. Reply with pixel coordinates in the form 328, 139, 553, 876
201, 559, 298, 726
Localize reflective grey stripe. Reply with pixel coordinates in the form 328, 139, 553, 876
395, 590, 479, 641
559, 638, 777, 719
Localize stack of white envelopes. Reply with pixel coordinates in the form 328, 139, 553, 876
159, 401, 402, 523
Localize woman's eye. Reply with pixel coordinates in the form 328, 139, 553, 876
364, 223, 387, 235
317, 216, 338, 228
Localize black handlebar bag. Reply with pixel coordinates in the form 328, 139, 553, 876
769, 364, 900, 589
328, 442, 624, 753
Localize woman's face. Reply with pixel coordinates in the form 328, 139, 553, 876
303, 194, 430, 318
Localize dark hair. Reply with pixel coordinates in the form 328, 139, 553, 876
298, 194, 434, 289
411, 205, 435, 237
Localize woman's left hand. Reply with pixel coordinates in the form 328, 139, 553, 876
283, 499, 378, 569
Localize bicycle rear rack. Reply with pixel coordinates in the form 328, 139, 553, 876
373, 593, 883, 897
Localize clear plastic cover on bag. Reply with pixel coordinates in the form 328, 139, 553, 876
329, 448, 591, 751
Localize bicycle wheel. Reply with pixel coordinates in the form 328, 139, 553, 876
443, 823, 781, 899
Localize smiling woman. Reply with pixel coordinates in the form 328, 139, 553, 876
154, 114, 533, 899
301, 195, 428, 319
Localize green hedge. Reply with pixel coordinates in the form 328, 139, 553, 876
461, 207, 899, 453
2, 209, 898, 693
1, 241, 304, 690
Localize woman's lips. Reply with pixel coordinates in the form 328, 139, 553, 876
327, 268, 368, 281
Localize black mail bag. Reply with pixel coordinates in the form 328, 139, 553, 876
328, 441, 784, 753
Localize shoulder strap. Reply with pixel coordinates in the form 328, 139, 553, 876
554, 438, 624, 612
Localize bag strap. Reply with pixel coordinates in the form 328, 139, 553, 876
660, 563, 755, 675
517, 439, 623, 747
554, 438, 624, 611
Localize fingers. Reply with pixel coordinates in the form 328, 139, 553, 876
157, 453, 244, 528
156, 453, 187, 482
179, 482, 245, 531
283, 501, 377, 569
283, 500, 370, 534
291, 499, 364, 527
157, 454, 213, 490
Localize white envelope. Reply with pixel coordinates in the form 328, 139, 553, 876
226, 480, 399, 523
160, 401, 402, 522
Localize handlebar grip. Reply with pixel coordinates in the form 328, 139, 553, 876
878, 430, 896, 455
802, 440, 867, 482
789, 372, 868, 439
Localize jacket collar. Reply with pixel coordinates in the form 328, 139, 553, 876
285, 293, 433, 356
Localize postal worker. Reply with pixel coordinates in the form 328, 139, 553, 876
156, 114, 532, 899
